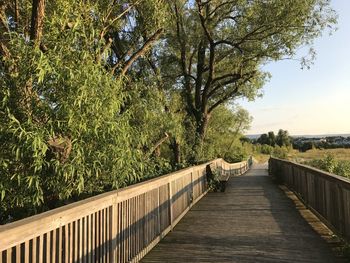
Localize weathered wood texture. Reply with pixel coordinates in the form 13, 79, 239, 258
269, 157, 350, 242
142, 164, 338, 263
0, 158, 250, 262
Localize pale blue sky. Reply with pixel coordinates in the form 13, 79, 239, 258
238, 0, 350, 136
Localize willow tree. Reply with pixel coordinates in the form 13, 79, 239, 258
204, 105, 252, 161
159, 0, 336, 161
0, 0, 171, 221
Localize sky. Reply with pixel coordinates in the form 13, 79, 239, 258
238, 0, 350, 136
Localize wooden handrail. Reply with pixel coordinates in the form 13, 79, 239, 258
269, 157, 350, 242
0, 157, 251, 262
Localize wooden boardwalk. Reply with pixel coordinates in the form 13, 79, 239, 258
141, 164, 338, 263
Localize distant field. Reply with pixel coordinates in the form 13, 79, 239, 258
290, 148, 350, 162
289, 148, 350, 179
252, 154, 270, 164
253, 148, 350, 163
252, 148, 350, 164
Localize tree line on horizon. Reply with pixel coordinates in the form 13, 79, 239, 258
253, 129, 350, 153
255, 129, 292, 147
0, 0, 336, 222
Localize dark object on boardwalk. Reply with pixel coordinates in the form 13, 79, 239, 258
219, 172, 230, 192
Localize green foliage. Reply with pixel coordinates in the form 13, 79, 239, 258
276, 129, 292, 147
257, 133, 269, 145
202, 105, 252, 162
306, 154, 350, 178
299, 141, 316, 152
334, 161, 350, 178
253, 143, 291, 160
267, 132, 276, 147
0, 0, 174, 222
271, 146, 290, 159
0, 0, 337, 223
224, 142, 252, 163
257, 129, 291, 147
207, 169, 221, 192
255, 144, 274, 155
159, 0, 336, 162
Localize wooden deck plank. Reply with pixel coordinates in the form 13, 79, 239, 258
142, 164, 338, 263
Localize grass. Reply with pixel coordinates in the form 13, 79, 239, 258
252, 148, 350, 166
286, 148, 350, 179
289, 148, 350, 162
252, 153, 270, 163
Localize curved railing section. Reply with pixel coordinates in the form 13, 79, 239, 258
0, 157, 251, 263
269, 157, 350, 242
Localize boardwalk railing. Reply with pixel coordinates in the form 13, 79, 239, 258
269, 157, 350, 241
0, 158, 251, 263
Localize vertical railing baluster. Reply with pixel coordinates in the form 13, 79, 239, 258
24, 240, 30, 263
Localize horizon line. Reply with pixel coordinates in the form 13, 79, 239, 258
245, 132, 350, 137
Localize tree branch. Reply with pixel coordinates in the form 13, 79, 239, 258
100, 1, 140, 39
0, 7, 9, 33
0, 42, 10, 58
208, 0, 237, 17
14, 0, 19, 29
208, 73, 241, 97
30, 0, 45, 45
96, 38, 113, 63
174, 2, 195, 114
120, 28, 163, 76
214, 39, 243, 53
221, 15, 241, 23
208, 74, 254, 113
194, 40, 205, 110
209, 86, 239, 113
188, 47, 196, 76
196, 0, 215, 113
148, 132, 169, 156
212, 73, 241, 86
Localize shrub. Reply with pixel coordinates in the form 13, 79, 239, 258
254, 144, 273, 155
207, 170, 221, 192
305, 154, 350, 178
272, 146, 289, 159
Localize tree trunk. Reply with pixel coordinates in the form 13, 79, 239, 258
191, 111, 210, 163
14, 0, 20, 29
170, 138, 181, 165
120, 28, 163, 76
197, 112, 210, 143
30, 0, 45, 45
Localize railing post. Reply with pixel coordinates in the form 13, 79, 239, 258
110, 197, 118, 263
190, 171, 194, 204
157, 187, 161, 236
168, 181, 173, 229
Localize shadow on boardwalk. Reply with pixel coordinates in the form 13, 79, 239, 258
141, 164, 338, 263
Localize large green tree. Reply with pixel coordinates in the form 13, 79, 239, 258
0, 0, 172, 221
159, 0, 336, 161
276, 129, 292, 147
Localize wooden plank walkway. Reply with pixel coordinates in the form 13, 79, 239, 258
141, 164, 338, 262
